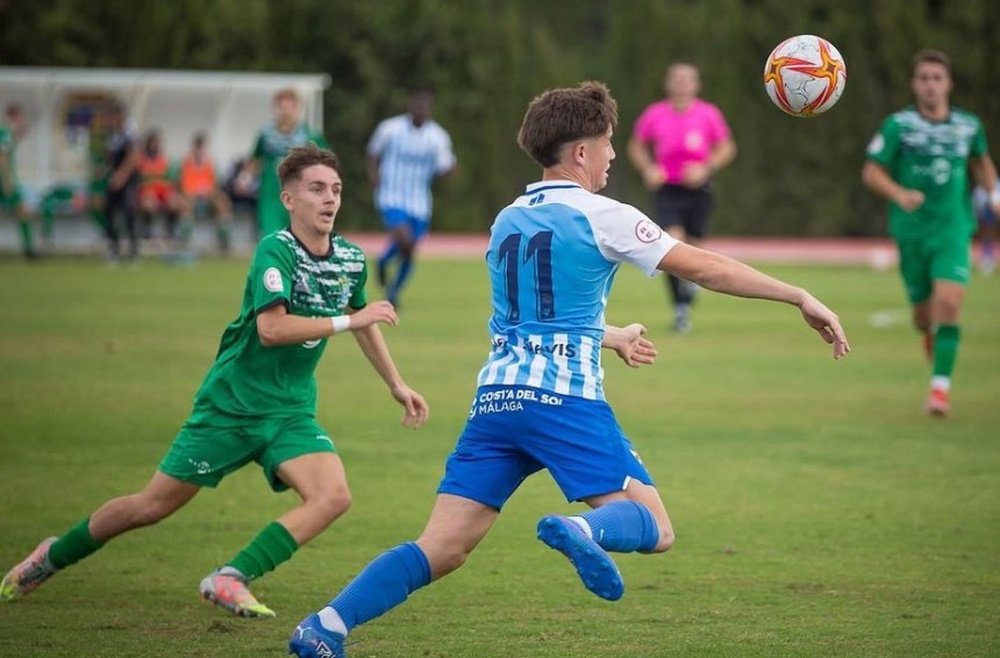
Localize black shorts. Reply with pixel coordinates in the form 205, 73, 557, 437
653, 184, 713, 239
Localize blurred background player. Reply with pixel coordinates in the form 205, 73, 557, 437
137, 129, 180, 246
862, 48, 1000, 417
99, 100, 141, 263
972, 182, 999, 275
628, 62, 736, 332
0, 145, 428, 618
367, 87, 456, 307
289, 81, 848, 658
239, 88, 328, 241
0, 103, 38, 260
178, 132, 234, 254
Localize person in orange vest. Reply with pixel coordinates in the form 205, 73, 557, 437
178, 132, 234, 254
137, 129, 180, 245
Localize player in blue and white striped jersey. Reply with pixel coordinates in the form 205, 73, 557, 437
290, 81, 850, 658
367, 88, 456, 307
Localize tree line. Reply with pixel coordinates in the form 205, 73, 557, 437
2, 0, 997, 235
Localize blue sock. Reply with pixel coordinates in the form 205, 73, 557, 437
379, 242, 399, 266
327, 542, 431, 633
577, 500, 659, 553
389, 255, 414, 302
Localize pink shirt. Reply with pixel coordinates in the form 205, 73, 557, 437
633, 98, 731, 182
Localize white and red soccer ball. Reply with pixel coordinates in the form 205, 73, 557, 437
763, 34, 847, 117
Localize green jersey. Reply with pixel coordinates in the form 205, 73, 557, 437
866, 106, 988, 240
191, 229, 368, 420
0, 124, 17, 189
252, 122, 328, 204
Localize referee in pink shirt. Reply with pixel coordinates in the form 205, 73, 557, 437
628, 63, 737, 333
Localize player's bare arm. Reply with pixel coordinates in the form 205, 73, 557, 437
351, 323, 429, 428
603, 324, 658, 368
627, 136, 665, 190
255, 300, 398, 347
969, 154, 1000, 215
0, 151, 11, 197
861, 160, 924, 212
659, 243, 850, 359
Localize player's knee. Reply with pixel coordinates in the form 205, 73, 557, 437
313, 489, 352, 524
650, 527, 675, 553
935, 298, 962, 322
433, 545, 472, 575
418, 536, 474, 576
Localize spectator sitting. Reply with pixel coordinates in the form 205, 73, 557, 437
137, 129, 180, 246
178, 132, 234, 254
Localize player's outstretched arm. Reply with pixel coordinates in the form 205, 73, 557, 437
255, 300, 398, 347
861, 160, 924, 212
659, 243, 850, 360
970, 154, 1000, 216
351, 322, 429, 429
603, 323, 658, 368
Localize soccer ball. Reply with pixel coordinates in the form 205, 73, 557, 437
763, 35, 847, 117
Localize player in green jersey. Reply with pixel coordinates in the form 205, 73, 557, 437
238, 88, 329, 240
0, 103, 38, 260
0, 145, 429, 618
863, 49, 1000, 417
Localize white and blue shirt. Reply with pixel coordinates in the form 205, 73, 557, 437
476, 181, 678, 401
367, 114, 456, 221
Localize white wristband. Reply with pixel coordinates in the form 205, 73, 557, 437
990, 189, 1000, 206
330, 315, 352, 334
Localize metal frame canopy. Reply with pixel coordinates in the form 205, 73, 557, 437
0, 66, 331, 205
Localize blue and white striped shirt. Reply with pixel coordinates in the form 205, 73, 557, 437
476, 181, 678, 400
367, 114, 455, 221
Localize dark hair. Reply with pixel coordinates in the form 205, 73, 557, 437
192, 131, 207, 147
912, 48, 951, 75
278, 144, 342, 187
517, 81, 618, 167
5, 103, 23, 118
273, 87, 300, 104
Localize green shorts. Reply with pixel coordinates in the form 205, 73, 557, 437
158, 413, 337, 492
896, 233, 971, 305
0, 184, 23, 211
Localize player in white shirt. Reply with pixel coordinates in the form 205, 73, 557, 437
367, 88, 456, 306
291, 81, 850, 658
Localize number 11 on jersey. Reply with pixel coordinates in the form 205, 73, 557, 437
497, 230, 555, 322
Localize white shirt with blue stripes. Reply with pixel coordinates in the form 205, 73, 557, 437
476, 181, 679, 401
367, 114, 456, 222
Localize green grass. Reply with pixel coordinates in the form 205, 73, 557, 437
1, 255, 998, 657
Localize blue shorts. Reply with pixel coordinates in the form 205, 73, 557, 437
381, 207, 430, 242
437, 385, 654, 510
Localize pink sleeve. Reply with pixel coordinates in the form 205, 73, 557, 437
633, 104, 657, 142
707, 104, 731, 145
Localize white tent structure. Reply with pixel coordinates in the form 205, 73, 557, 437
0, 67, 331, 207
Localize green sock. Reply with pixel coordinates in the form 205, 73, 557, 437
225, 522, 298, 581
48, 517, 104, 569
18, 221, 35, 255
41, 212, 55, 242
932, 324, 961, 378
216, 225, 231, 253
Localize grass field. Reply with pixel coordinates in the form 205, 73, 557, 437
1, 255, 998, 657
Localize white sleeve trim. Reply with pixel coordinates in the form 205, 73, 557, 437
587, 199, 678, 277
